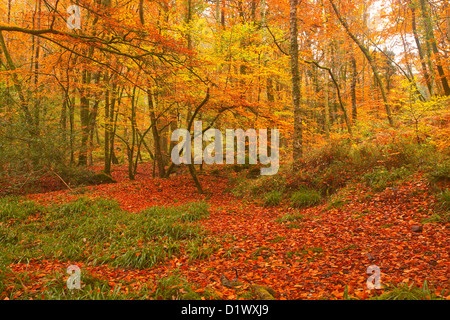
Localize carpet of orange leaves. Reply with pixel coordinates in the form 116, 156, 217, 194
6, 163, 450, 300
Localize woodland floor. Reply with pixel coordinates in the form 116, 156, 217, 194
2, 163, 449, 300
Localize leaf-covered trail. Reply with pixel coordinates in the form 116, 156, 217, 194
16, 166, 450, 299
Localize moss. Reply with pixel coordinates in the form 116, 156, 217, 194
88, 172, 117, 185
251, 285, 276, 300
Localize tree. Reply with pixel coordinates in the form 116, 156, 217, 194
328, 0, 394, 126
290, 0, 303, 164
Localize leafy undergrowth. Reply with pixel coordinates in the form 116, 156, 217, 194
1, 162, 449, 300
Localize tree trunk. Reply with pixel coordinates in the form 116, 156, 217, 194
419, 0, 450, 96
351, 54, 357, 123
148, 90, 166, 178
447, 7, 450, 42
411, 5, 433, 96
78, 69, 91, 166
290, 0, 303, 164
328, 0, 394, 126
324, 72, 330, 139
104, 76, 111, 175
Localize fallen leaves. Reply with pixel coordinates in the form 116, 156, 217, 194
3, 165, 448, 300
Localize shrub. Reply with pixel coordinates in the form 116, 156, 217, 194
233, 139, 448, 199
289, 142, 355, 194
302, 141, 352, 172
232, 174, 286, 198
290, 188, 322, 208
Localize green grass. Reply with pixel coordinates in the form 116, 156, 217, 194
1, 267, 149, 300
0, 196, 47, 223
325, 194, 349, 210
152, 273, 217, 300
186, 239, 219, 261
0, 196, 218, 299
284, 246, 323, 260
263, 191, 282, 207
438, 189, 450, 211
419, 189, 450, 224
428, 162, 450, 184
231, 174, 286, 198
422, 214, 449, 224
290, 188, 322, 208
276, 211, 305, 223
339, 244, 358, 252
370, 281, 446, 300
326, 199, 347, 210
362, 166, 411, 192
0, 197, 211, 270
3, 268, 216, 300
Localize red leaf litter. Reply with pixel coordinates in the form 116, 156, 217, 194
4, 163, 450, 300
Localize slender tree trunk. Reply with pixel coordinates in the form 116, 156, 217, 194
88, 72, 101, 166
78, 69, 91, 166
290, 0, 303, 164
221, 0, 225, 27
104, 75, 111, 175
324, 72, 330, 139
139, 4, 166, 178
69, 96, 75, 164
216, 0, 220, 24
351, 54, 357, 123
60, 94, 67, 135
447, 7, 450, 42
88, 99, 99, 166
411, 5, 433, 96
0, 31, 33, 130
32, 0, 41, 132
419, 0, 450, 96
128, 88, 137, 180
328, 0, 394, 126
184, 0, 203, 192
148, 90, 166, 178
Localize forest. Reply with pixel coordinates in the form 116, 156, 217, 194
0, 0, 449, 301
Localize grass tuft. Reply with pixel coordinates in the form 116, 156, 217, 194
290, 188, 322, 208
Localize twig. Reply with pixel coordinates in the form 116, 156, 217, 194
46, 166, 73, 191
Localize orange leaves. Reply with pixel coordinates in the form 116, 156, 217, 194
3, 164, 449, 301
